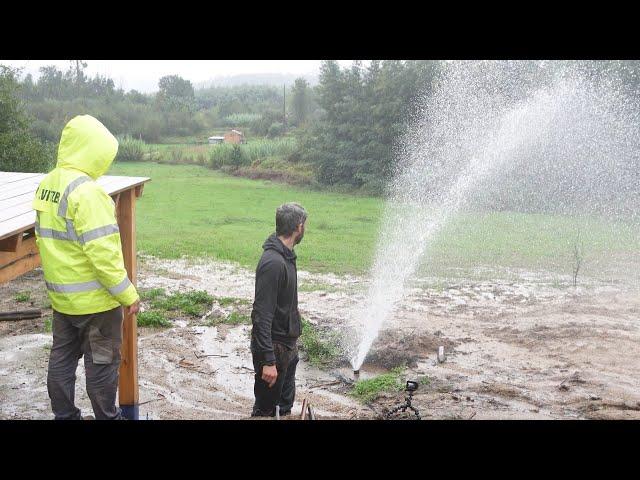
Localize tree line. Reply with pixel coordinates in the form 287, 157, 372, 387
2, 60, 637, 200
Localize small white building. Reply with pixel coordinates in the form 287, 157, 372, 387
208, 136, 224, 145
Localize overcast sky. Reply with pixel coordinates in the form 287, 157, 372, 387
0, 60, 358, 93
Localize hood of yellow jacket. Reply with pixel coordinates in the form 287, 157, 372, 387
56, 115, 118, 179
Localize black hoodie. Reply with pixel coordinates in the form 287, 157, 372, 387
250, 233, 301, 365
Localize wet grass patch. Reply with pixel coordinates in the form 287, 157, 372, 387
137, 310, 172, 328
299, 317, 341, 368
138, 288, 215, 327
15, 291, 31, 302
349, 367, 405, 403
298, 282, 341, 293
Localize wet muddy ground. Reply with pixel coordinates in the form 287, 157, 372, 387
1, 256, 639, 420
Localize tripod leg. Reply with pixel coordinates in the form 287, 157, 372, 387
408, 405, 421, 420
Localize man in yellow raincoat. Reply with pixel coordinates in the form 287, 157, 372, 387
33, 115, 140, 420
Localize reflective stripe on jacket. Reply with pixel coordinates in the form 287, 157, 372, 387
32, 115, 139, 315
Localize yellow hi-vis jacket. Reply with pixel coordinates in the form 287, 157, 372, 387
32, 115, 139, 315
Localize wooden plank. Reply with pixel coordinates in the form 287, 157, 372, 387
99, 177, 149, 197
0, 191, 35, 211
0, 172, 42, 185
0, 174, 147, 201
0, 234, 37, 266
95, 177, 122, 192
0, 236, 40, 285
0, 175, 44, 199
0, 180, 44, 201
0, 172, 27, 183
0, 211, 36, 241
0, 202, 33, 223
0, 233, 22, 252
117, 188, 139, 416
0, 254, 41, 284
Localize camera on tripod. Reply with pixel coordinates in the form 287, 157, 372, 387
405, 380, 419, 393
385, 380, 421, 420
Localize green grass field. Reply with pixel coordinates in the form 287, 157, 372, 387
109, 162, 639, 277
111, 162, 382, 273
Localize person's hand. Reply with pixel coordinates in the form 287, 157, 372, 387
262, 364, 278, 388
125, 300, 140, 316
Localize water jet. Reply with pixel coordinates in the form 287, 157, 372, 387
347, 60, 640, 371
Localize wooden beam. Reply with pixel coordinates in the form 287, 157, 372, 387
0, 236, 40, 285
111, 193, 121, 213
0, 233, 22, 252
116, 188, 139, 419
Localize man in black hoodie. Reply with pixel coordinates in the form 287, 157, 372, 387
250, 202, 307, 417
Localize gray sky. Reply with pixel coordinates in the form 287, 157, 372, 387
0, 60, 358, 93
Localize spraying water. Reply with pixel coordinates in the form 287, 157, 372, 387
349, 61, 639, 370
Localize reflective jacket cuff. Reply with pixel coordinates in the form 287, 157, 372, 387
116, 284, 139, 307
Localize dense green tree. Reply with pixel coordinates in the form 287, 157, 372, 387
290, 78, 310, 126
0, 66, 53, 172
156, 75, 196, 113
297, 60, 441, 192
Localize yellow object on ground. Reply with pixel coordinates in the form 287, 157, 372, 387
32, 115, 139, 315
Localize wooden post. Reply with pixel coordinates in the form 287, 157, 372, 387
117, 188, 139, 419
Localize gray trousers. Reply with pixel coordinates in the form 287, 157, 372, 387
47, 306, 124, 420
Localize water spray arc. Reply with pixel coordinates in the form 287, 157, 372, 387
348, 61, 639, 371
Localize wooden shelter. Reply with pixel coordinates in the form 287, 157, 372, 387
0, 171, 150, 420
224, 129, 245, 144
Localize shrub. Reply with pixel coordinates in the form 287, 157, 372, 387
229, 144, 250, 168
299, 317, 340, 368
137, 310, 172, 328
267, 122, 284, 138
115, 135, 146, 162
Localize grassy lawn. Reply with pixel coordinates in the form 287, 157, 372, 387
111, 162, 382, 273
109, 162, 639, 276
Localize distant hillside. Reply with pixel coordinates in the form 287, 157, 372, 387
195, 72, 319, 89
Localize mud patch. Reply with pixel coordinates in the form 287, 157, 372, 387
2, 255, 639, 420
364, 329, 459, 368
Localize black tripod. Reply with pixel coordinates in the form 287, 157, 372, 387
386, 381, 421, 420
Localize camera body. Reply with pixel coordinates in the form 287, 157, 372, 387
405, 380, 419, 392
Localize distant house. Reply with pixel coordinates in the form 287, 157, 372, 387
208, 136, 224, 145
224, 129, 245, 145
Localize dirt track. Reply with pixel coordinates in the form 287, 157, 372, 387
1, 257, 639, 420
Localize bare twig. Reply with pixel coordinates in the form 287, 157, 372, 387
308, 380, 341, 390
194, 352, 228, 359
139, 394, 167, 406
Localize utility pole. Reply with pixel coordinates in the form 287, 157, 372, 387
283, 84, 286, 133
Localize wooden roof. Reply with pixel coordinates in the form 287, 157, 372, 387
0, 171, 150, 242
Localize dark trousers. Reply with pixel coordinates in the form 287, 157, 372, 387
251, 341, 299, 417
47, 306, 124, 420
